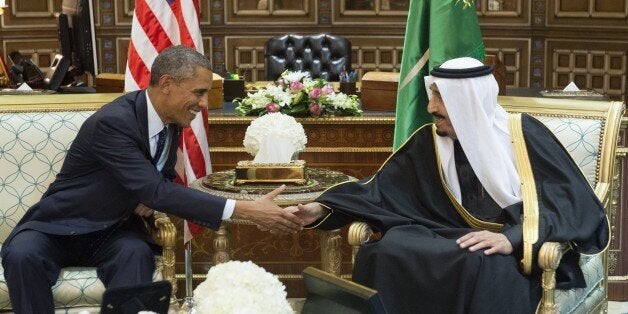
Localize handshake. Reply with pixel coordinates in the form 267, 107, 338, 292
231, 185, 329, 235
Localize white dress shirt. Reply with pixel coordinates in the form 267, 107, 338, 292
146, 91, 235, 220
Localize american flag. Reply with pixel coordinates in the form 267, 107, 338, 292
124, 0, 210, 243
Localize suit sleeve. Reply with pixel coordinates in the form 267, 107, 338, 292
89, 114, 226, 230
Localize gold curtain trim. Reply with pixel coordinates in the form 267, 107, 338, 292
508, 113, 539, 275
433, 126, 503, 233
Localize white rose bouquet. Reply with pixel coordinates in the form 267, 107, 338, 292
235, 70, 362, 118
193, 261, 294, 314
243, 112, 307, 159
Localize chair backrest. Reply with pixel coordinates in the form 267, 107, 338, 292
499, 96, 624, 206
0, 94, 113, 245
264, 34, 351, 81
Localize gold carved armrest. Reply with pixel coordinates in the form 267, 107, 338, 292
348, 222, 374, 264
151, 211, 177, 296
537, 241, 570, 314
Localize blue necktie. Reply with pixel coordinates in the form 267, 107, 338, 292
154, 126, 168, 163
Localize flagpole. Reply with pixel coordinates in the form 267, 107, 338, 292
181, 241, 196, 313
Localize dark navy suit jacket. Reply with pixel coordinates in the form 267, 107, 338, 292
2, 90, 225, 248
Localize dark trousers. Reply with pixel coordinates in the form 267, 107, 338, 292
1, 227, 155, 314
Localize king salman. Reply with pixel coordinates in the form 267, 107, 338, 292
290, 57, 609, 313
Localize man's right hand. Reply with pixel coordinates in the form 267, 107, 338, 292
232, 185, 304, 235
286, 202, 329, 226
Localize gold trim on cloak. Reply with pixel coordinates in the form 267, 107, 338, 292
432, 125, 504, 233
508, 113, 539, 275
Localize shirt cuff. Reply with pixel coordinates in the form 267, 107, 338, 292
221, 199, 236, 220
502, 224, 522, 249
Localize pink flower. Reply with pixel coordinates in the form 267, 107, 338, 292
289, 81, 303, 92
308, 102, 323, 116
265, 103, 279, 113
322, 85, 334, 95
309, 88, 322, 99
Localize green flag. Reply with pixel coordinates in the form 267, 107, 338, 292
393, 0, 485, 150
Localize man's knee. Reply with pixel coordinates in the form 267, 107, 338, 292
2, 243, 44, 267
111, 239, 154, 263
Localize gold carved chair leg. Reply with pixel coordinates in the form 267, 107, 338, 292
348, 222, 374, 265
152, 211, 178, 296
320, 229, 342, 276
213, 224, 231, 264
537, 241, 569, 314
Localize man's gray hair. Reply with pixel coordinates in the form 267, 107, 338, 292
149, 45, 212, 86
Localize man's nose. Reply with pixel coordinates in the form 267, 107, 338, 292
427, 98, 436, 114
199, 94, 209, 109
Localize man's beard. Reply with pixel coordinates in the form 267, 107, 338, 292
435, 129, 448, 137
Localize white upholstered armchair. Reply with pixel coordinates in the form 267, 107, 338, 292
347, 96, 624, 313
0, 94, 177, 312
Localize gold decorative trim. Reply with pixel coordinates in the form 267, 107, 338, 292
433, 125, 503, 233
175, 273, 306, 280
508, 113, 539, 275
209, 147, 393, 153
0, 93, 119, 112
207, 116, 395, 125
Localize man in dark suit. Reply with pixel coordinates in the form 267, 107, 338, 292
1, 45, 304, 313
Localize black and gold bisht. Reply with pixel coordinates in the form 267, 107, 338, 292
311, 115, 609, 314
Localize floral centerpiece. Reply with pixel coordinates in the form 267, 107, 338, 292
193, 261, 294, 314
243, 112, 307, 159
235, 70, 362, 117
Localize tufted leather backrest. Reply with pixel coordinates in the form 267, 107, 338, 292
265, 34, 351, 81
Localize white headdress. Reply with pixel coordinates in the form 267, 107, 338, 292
424, 57, 521, 208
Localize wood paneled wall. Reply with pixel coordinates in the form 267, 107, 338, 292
1, 0, 626, 102
1, 0, 627, 300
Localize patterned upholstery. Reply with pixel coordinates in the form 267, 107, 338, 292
0, 104, 173, 312
533, 115, 605, 314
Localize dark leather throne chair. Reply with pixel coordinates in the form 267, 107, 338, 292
264, 34, 351, 81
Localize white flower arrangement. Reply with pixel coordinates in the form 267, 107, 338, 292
193, 261, 294, 314
235, 70, 361, 117
243, 112, 307, 157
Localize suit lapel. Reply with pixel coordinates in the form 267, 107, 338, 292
132, 90, 152, 162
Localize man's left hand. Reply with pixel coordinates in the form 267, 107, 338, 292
456, 230, 513, 255
134, 203, 155, 217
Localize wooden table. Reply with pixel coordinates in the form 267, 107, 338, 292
190, 167, 356, 276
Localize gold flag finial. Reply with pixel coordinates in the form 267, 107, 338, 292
455, 0, 474, 9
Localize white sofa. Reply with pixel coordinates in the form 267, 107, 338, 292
0, 94, 177, 313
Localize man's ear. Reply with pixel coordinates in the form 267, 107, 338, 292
158, 74, 175, 94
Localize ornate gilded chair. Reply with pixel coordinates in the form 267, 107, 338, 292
0, 94, 177, 312
347, 96, 624, 313
264, 33, 352, 81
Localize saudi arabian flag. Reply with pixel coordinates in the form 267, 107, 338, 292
393, 0, 485, 150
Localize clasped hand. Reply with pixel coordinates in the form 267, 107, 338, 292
234, 185, 304, 235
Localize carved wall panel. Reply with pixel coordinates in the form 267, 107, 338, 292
224, 36, 266, 80
2, 39, 59, 70
333, 0, 408, 24
347, 36, 404, 78
477, 0, 528, 24
225, 0, 316, 24
546, 40, 627, 101
111, 37, 213, 76
484, 38, 530, 88
549, 0, 627, 22
0, 0, 59, 28
113, 0, 134, 25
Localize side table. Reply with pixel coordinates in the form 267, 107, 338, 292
190, 168, 356, 276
